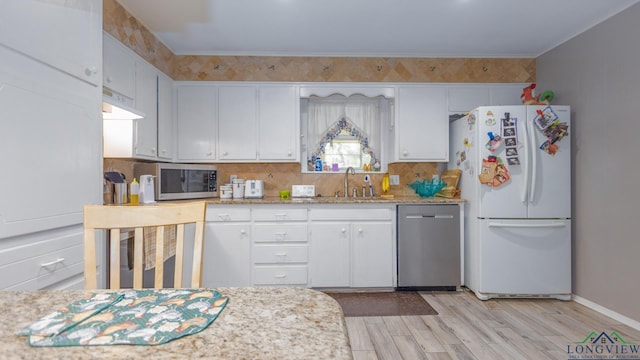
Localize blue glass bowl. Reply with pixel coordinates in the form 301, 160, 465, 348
408, 180, 446, 198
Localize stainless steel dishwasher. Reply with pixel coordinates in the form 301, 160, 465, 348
396, 204, 460, 291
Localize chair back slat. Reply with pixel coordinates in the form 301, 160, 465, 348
83, 202, 207, 290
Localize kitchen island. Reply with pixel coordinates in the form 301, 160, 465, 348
4, 287, 351, 359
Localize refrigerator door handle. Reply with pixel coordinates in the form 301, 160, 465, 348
528, 116, 538, 202
521, 115, 530, 203
488, 222, 567, 228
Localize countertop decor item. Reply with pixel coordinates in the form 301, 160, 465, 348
408, 179, 446, 198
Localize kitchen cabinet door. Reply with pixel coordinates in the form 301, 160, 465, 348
351, 222, 394, 287
202, 223, 251, 287
177, 85, 217, 161
308, 223, 350, 287
490, 84, 527, 105
103, 34, 136, 99
157, 73, 175, 160
0, 0, 101, 86
395, 86, 448, 161
0, 46, 102, 238
218, 86, 258, 160
258, 86, 298, 161
133, 61, 158, 159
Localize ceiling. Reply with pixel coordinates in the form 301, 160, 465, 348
116, 0, 639, 58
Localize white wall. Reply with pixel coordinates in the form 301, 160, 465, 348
537, 2, 640, 322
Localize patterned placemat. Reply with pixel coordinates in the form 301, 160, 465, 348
17, 289, 228, 347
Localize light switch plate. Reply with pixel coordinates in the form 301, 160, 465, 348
292, 185, 315, 198
390, 175, 400, 185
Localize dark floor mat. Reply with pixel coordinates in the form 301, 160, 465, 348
325, 291, 438, 317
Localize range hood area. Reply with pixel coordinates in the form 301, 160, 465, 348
102, 87, 145, 120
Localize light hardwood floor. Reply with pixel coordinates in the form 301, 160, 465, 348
345, 289, 640, 360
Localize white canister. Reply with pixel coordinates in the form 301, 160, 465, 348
220, 185, 233, 199
232, 179, 245, 199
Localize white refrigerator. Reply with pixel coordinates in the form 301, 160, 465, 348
450, 105, 571, 300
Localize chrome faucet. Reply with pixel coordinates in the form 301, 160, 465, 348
344, 167, 356, 197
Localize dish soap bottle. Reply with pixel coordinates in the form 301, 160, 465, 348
130, 178, 139, 205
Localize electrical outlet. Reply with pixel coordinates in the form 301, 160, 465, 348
389, 174, 400, 185
230, 174, 237, 183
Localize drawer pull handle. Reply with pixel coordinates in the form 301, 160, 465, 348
274, 274, 287, 278
275, 252, 287, 256
275, 232, 287, 240
217, 214, 230, 221
41, 258, 65, 267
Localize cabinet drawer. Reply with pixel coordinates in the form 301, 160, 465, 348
310, 207, 394, 221
253, 207, 307, 222
206, 207, 251, 222
253, 245, 308, 264
253, 224, 307, 243
253, 266, 308, 285
0, 231, 84, 290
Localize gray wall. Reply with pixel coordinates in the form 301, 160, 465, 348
537, 2, 640, 322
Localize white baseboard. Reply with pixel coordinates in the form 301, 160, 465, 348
573, 295, 640, 331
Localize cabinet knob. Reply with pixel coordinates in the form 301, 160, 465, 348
206, 152, 213, 156
341, 228, 347, 233
222, 151, 229, 156
85, 66, 97, 76
106, 76, 112, 83
402, 150, 408, 156
152, 148, 157, 153
358, 228, 363, 233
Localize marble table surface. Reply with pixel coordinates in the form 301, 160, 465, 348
2, 287, 352, 359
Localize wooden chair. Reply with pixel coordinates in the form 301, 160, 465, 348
83, 201, 207, 290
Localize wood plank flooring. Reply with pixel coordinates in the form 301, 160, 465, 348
345, 289, 640, 360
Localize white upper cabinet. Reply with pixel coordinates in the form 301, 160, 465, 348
177, 85, 217, 161
157, 73, 175, 160
218, 86, 258, 160
258, 86, 299, 161
395, 86, 448, 162
103, 34, 135, 99
133, 61, 158, 159
490, 84, 527, 105
0, 0, 101, 86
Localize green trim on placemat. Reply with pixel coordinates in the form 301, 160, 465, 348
17, 289, 228, 347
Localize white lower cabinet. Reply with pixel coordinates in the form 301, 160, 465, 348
308, 205, 395, 288
202, 207, 251, 287
252, 206, 308, 286
308, 223, 350, 287
202, 204, 395, 288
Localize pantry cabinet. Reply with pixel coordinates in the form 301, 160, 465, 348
395, 86, 448, 162
176, 85, 218, 161
0, 0, 103, 289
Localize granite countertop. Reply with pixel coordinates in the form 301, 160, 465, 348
206, 195, 465, 205
4, 287, 352, 359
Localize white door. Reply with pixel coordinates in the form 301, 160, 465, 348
258, 86, 298, 161
351, 223, 394, 287
526, 105, 571, 219
202, 224, 251, 287
308, 223, 350, 287
134, 61, 158, 159
477, 106, 528, 218
177, 85, 217, 161
218, 86, 257, 160
478, 219, 571, 295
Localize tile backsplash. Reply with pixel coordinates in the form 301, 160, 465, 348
104, 159, 439, 199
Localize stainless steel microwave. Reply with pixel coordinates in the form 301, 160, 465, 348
134, 163, 218, 200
